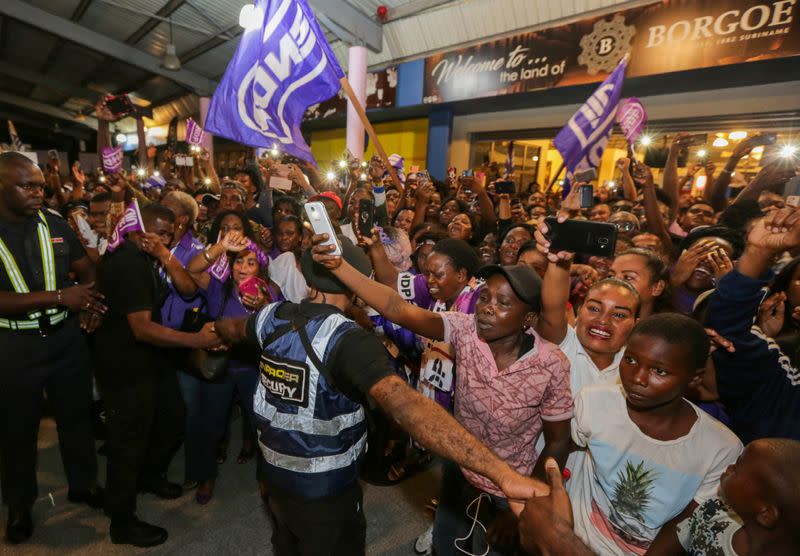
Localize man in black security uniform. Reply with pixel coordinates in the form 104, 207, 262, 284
93, 202, 222, 547
215, 237, 547, 556
0, 152, 106, 544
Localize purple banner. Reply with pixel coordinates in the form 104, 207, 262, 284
554, 57, 628, 176
206, 0, 345, 162
107, 199, 145, 252
185, 118, 206, 145
102, 146, 123, 174
616, 97, 647, 143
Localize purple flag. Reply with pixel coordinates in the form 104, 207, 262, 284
185, 118, 206, 145
616, 97, 647, 143
107, 199, 145, 252
102, 146, 123, 174
554, 57, 628, 176
205, 0, 344, 163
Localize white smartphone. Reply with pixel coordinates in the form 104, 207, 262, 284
304, 201, 342, 256
270, 175, 292, 191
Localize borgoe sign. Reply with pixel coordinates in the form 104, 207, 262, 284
422, 0, 799, 104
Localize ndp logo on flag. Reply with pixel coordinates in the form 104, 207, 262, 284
207, 0, 344, 161
237, 0, 323, 141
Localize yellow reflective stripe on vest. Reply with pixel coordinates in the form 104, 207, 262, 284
0, 212, 59, 320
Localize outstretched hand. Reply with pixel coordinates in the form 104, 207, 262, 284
518, 458, 576, 555
748, 207, 800, 253
534, 220, 575, 265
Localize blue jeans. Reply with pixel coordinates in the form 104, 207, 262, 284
177, 368, 261, 482
432, 460, 514, 556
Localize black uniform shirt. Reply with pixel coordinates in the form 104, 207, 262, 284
0, 211, 85, 319
93, 240, 170, 385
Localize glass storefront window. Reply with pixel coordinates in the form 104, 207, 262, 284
470, 131, 799, 198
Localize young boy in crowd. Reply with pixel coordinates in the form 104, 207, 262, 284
677, 438, 800, 556
569, 313, 742, 555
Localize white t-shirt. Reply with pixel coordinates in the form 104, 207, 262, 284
676, 498, 743, 556
569, 384, 743, 556
268, 252, 308, 303
340, 222, 358, 245
558, 325, 623, 491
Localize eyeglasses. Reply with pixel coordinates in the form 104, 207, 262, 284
16, 182, 45, 192
612, 221, 638, 233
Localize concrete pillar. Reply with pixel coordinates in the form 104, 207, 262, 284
345, 45, 368, 159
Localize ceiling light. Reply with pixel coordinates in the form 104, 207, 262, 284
712, 137, 729, 147
161, 19, 181, 71
780, 145, 798, 158
115, 133, 127, 144
729, 131, 747, 141
239, 4, 264, 30
640, 135, 652, 146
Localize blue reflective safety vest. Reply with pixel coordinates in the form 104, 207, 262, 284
252, 300, 367, 499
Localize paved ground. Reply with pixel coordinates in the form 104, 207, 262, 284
1, 417, 440, 555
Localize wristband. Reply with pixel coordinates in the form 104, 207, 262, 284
202, 246, 214, 264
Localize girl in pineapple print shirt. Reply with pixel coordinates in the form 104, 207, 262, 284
569, 314, 742, 555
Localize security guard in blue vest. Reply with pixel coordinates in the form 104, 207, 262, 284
215, 236, 546, 556
0, 152, 106, 544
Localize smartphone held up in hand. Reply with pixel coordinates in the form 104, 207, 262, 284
357, 199, 375, 237
544, 217, 617, 257
495, 180, 516, 195
238, 275, 268, 298
104, 94, 134, 119
304, 202, 342, 256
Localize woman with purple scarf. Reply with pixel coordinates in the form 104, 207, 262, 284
185, 211, 283, 504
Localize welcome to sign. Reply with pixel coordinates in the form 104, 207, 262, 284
422, 0, 800, 104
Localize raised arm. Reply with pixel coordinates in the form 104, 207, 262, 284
534, 191, 578, 345
616, 157, 637, 201
734, 159, 796, 205
637, 162, 676, 260
140, 233, 197, 298
311, 235, 445, 340
662, 134, 688, 221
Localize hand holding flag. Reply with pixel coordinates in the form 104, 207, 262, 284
107, 199, 145, 253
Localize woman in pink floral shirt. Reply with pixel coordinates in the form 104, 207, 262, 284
311, 241, 573, 556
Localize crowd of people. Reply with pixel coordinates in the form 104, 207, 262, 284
1, 100, 800, 556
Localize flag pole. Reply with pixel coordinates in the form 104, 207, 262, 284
545, 162, 565, 193
339, 77, 403, 192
